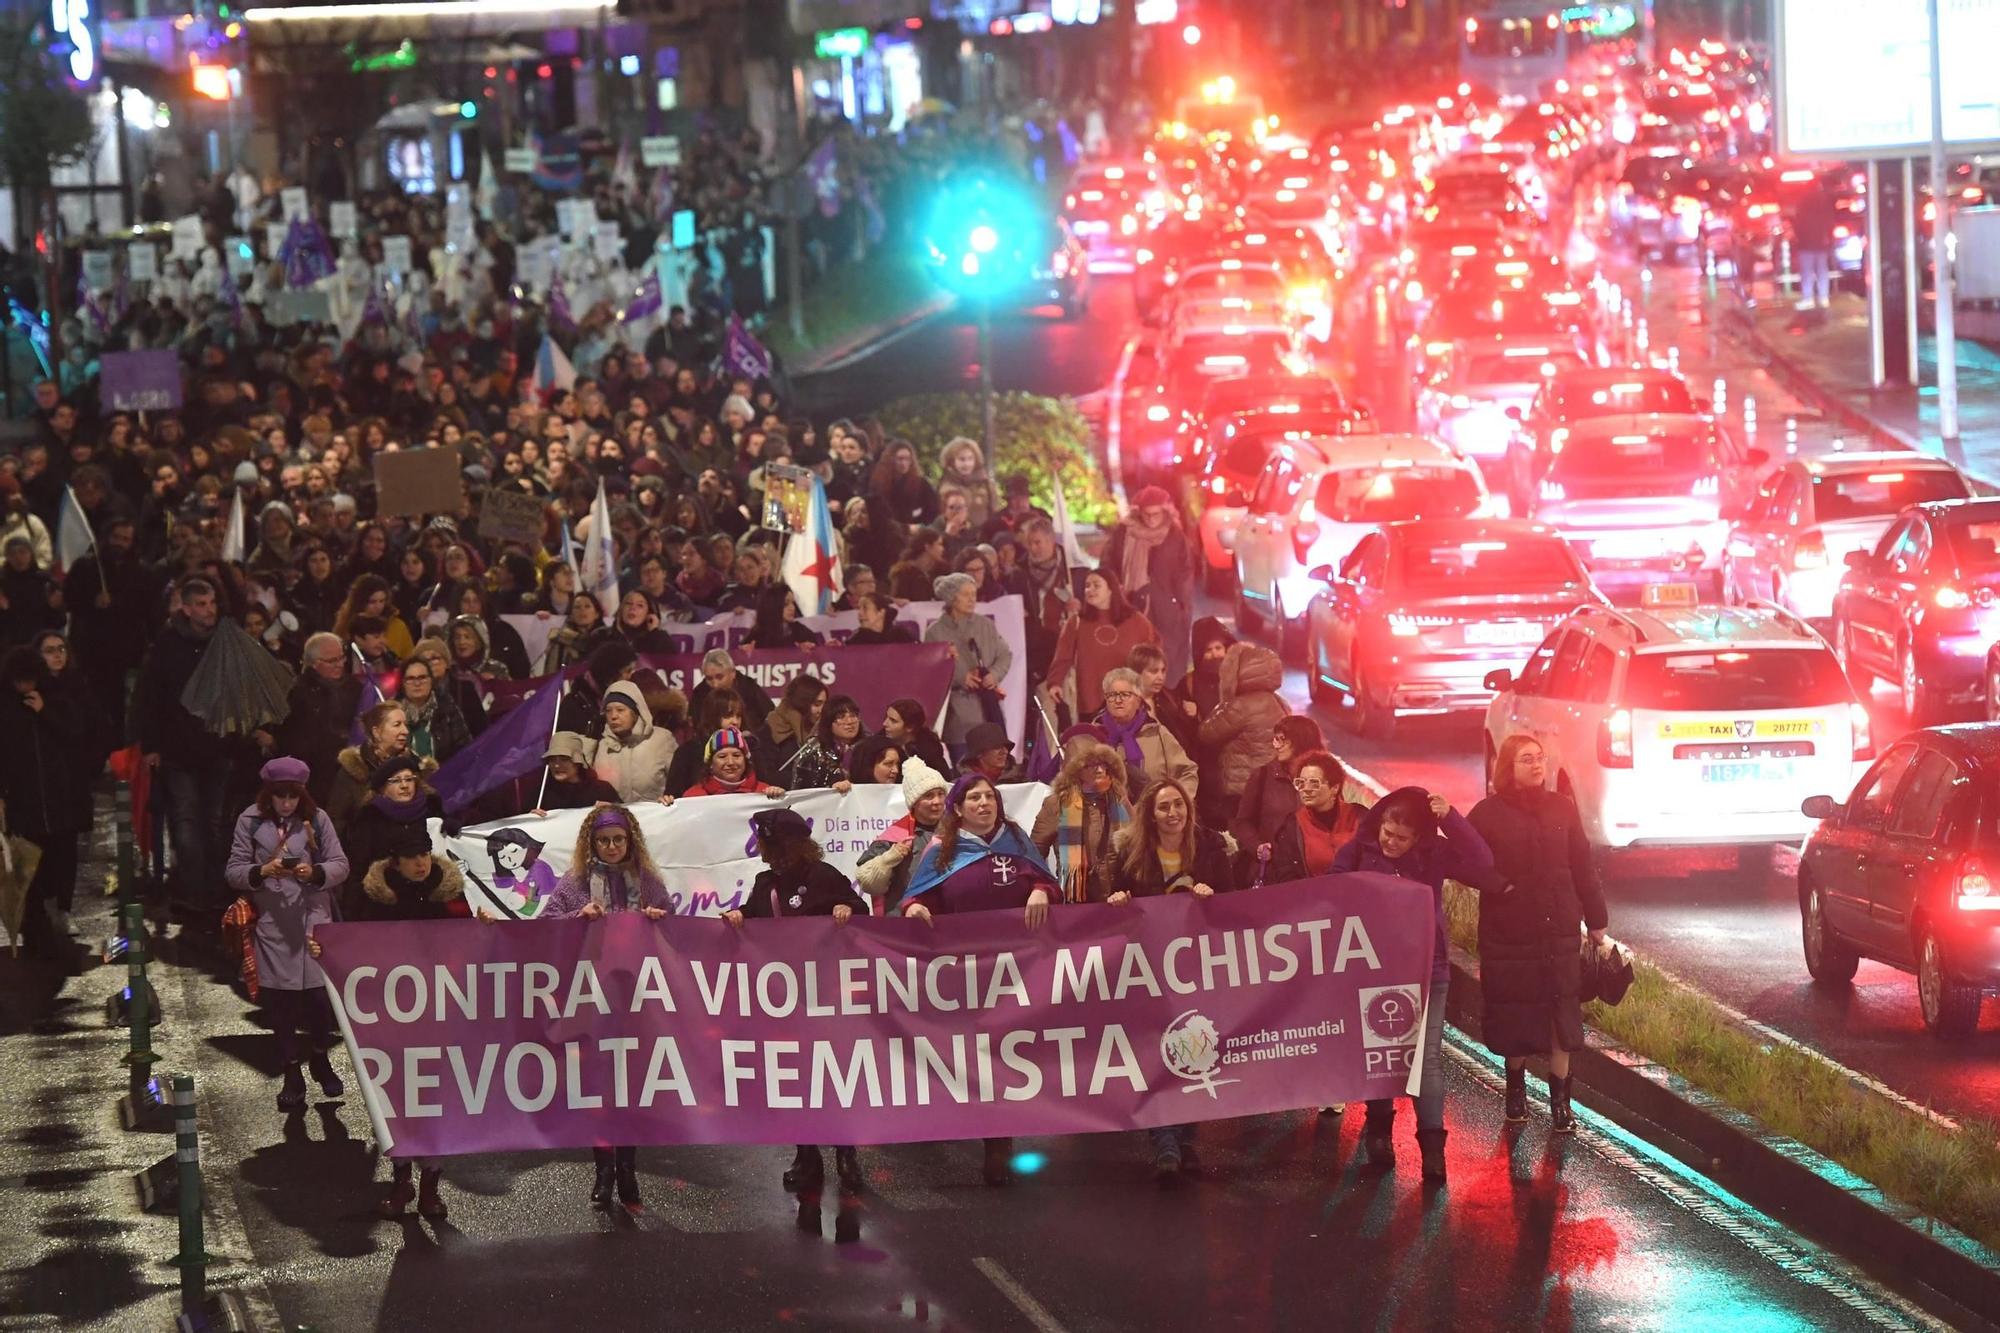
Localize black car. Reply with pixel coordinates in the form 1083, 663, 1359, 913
1798, 724, 2000, 1035
1831, 497, 2000, 724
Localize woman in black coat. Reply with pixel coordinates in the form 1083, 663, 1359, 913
0, 646, 93, 958
1467, 733, 1609, 1135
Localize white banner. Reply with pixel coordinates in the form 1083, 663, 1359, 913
436, 782, 1050, 920
499, 594, 1029, 747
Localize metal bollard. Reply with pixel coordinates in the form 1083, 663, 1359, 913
169, 1075, 214, 1314
113, 794, 135, 911
118, 903, 170, 1129
1786, 416, 1799, 455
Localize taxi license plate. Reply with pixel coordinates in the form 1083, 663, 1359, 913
1700, 760, 1793, 784
1465, 621, 1543, 645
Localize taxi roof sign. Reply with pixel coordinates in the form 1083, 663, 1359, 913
1640, 582, 1700, 609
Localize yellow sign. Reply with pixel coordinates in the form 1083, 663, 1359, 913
1656, 717, 1826, 740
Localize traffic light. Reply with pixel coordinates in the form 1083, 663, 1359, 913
922, 174, 1039, 298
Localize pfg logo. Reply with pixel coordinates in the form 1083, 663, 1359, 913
1358, 986, 1423, 1081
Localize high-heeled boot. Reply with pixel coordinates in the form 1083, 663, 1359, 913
783, 1145, 823, 1193
615, 1146, 642, 1211
590, 1148, 616, 1207
1504, 1065, 1528, 1123
378, 1161, 415, 1219
1549, 1075, 1576, 1135
834, 1147, 863, 1195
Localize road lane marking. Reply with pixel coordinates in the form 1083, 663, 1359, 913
1446, 1035, 1950, 1332
973, 1256, 1072, 1333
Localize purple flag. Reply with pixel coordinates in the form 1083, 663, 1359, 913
723, 313, 773, 381
217, 266, 243, 327
622, 271, 663, 325
548, 271, 574, 332
317, 875, 1437, 1158
280, 216, 338, 289
430, 672, 566, 814
76, 273, 108, 336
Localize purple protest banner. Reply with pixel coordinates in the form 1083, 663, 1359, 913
318, 875, 1435, 1157
100, 349, 184, 411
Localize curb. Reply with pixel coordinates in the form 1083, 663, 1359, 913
1440, 946, 2000, 1333
791, 294, 957, 378
1718, 302, 1919, 454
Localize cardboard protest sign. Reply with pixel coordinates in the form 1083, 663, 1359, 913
478, 488, 546, 546
373, 447, 463, 518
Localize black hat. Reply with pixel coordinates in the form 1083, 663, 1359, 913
386, 823, 433, 859
964, 722, 1013, 755
752, 807, 813, 844
369, 753, 424, 790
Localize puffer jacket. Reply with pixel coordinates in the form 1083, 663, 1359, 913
592, 680, 678, 802
1468, 786, 1609, 1057
1333, 786, 1504, 984
1196, 643, 1288, 813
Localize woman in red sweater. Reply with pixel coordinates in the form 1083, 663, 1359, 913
1044, 569, 1158, 721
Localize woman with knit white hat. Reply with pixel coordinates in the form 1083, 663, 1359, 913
853, 756, 950, 915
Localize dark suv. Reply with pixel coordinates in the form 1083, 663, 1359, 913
1798, 725, 2000, 1035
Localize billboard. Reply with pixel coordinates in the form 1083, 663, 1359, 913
1776, 0, 2000, 158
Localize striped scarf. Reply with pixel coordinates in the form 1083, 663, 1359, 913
1050, 790, 1130, 904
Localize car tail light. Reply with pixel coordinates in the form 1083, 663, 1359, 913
1209, 477, 1228, 495
1597, 709, 1633, 767
1793, 532, 1828, 570
1691, 474, 1719, 496
1539, 479, 1566, 501
1833, 224, 1851, 239
1955, 857, 2000, 911
1404, 279, 1424, 304
1935, 585, 1970, 609
1849, 702, 1873, 760
1146, 404, 1173, 423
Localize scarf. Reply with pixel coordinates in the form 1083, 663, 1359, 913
586, 860, 641, 911
1051, 789, 1129, 904
1024, 549, 1067, 598
904, 822, 1054, 909
1296, 801, 1361, 876
1119, 518, 1171, 597
689, 770, 757, 797
368, 789, 431, 822
1100, 708, 1149, 770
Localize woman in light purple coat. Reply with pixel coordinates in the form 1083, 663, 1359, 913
224, 756, 350, 1112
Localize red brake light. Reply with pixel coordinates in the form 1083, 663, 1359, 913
1935, 585, 1970, 610
1292, 521, 1322, 562
1956, 857, 2000, 912
1597, 709, 1633, 768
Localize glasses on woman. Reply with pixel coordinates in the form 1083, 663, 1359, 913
39, 642, 66, 658
1104, 689, 1141, 702
1293, 777, 1327, 792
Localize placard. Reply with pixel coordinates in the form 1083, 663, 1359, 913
477, 488, 546, 545
266, 289, 333, 327
101, 349, 184, 411
224, 236, 254, 276
127, 243, 158, 283
504, 147, 536, 174
517, 237, 558, 290
280, 186, 309, 221
671, 208, 697, 250
329, 200, 358, 240
80, 250, 113, 291
640, 135, 681, 168
566, 198, 596, 240
760, 462, 815, 532
381, 234, 413, 278
372, 447, 464, 518
592, 221, 623, 262
265, 222, 289, 257
171, 215, 204, 260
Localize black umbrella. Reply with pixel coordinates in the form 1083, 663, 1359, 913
180, 618, 296, 737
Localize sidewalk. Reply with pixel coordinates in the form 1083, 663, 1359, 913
1728, 285, 2000, 484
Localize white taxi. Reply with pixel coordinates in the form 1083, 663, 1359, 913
1481, 586, 1871, 856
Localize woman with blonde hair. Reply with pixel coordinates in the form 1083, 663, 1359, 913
541, 805, 672, 1212
1030, 740, 1132, 903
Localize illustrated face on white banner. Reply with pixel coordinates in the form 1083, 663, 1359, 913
438, 784, 1052, 920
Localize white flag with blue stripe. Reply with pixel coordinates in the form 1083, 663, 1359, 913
579, 477, 620, 616
781, 474, 845, 616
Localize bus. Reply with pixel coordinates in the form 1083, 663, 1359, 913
1461, 2, 1656, 105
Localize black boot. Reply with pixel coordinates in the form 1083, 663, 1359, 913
1504, 1065, 1528, 1123
276, 1065, 306, 1112
591, 1149, 616, 1207
1417, 1128, 1448, 1182
834, 1147, 863, 1195
378, 1161, 415, 1219
1361, 1103, 1395, 1170
981, 1137, 1013, 1186
307, 1050, 344, 1099
417, 1168, 447, 1220
783, 1145, 823, 1193
615, 1146, 642, 1212
1549, 1075, 1576, 1135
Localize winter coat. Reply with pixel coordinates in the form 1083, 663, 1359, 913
0, 688, 93, 838
1093, 710, 1199, 803
543, 859, 673, 917
1109, 824, 1236, 897
276, 673, 363, 804
324, 744, 438, 833
855, 815, 940, 915
1468, 787, 1610, 1056
1197, 643, 1289, 813
66, 548, 156, 679
354, 857, 468, 922
222, 806, 349, 991
0, 564, 61, 648
1264, 800, 1371, 887
1333, 787, 1504, 984
740, 859, 866, 919
1230, 759, 1299, 865
592, 680, 678, 802
338, 789, 449, 904
925, 608, 1013, 747
135, 615, 229, 765
401, 689, 474, 765
1046, 610, 1158, 717
935, 439, 999, 526
787, 736, 850, 791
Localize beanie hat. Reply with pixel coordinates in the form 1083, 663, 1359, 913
369, 753, 424, 790
900, 755, 948, 808
233, 461, 259, 486
932, 571, 975, 605
385, 822, 433, 859
706, 727, 748, 762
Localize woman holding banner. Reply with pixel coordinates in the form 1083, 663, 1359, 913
855, 756, 949, 914
592, 681, 679, 804
789, 695, 863, 792
723, 808, 870, 1197
542, 805, 673, 1213
1030, 741, 1132, 905
682, 729, 785, 800
901, 774, 1058, 1186
1107, 776, 1233, 1185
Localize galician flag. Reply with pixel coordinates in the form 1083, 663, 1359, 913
533, 334, 576, 398
55, 485, 97, 576
578, 477, 620, 616
782, 474, 844, 616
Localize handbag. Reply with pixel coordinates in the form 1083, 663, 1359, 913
1579, 933, 1636, 1006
